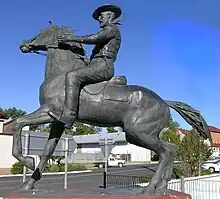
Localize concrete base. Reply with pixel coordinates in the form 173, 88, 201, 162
3, 188, 192, 199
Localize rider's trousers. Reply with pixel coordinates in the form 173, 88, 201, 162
65, 57, 114, 117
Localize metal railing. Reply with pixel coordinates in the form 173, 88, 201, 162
168, 176, 220, 199
138, 174, 220, 199
104, 173, 220, 199
106, 174, 151, 188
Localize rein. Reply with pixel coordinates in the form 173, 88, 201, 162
30, 49, 89, 66
30, 50, 47, 56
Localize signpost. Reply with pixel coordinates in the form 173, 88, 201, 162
22, 132, 30, 183
21, 131, 77, 189
99, 137, 114, 188
64, 138, 69, 189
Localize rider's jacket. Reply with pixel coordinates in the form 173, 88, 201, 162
73, 24, 121, 62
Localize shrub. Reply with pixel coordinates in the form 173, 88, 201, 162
151, 154, 159, 161
43, 163, 51, 173
201, 169, 212, 176
139, 174, 152, 183
49, 164, 60, 172
172, 168, 183, 179
10, 162, 24, 174
58, 163, 65, 172
67, 163, 86, 171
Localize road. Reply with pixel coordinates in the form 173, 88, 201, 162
0, 164, 158, 196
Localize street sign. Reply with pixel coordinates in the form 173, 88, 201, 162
20, 131, 77, 189
21, 131, 77, 156
99, 137, 114, 158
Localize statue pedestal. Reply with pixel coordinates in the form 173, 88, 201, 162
3, 188, 191, 199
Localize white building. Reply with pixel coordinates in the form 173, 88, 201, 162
72, 132, 151, 162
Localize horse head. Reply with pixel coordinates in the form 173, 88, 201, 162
19, 21, 85, 56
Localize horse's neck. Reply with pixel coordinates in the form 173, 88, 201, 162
44, 48, 77, 80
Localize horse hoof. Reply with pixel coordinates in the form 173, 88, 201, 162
19, 180, 34, 191
155, 181, 168, 192
139, 185, 156, 195
25, 156, 35, 171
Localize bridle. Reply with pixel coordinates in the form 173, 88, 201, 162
30, 50, 47, 56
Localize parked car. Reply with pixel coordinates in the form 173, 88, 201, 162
202, 159, 220, 173
94, 157, 126, 168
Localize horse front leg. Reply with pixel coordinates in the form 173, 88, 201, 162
12, 105, 52, 170
20, 121, 65, 191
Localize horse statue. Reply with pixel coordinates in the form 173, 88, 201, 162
11, 21, 211, 194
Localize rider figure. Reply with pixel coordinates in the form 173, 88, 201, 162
48, 4, 122, 129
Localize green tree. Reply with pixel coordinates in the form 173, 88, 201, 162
161, 128, 181, 146
73, 122, 97, 135
37, 122, 100, 135
29, 125, 40, 131
0, 107, 26, 119
64, 129, 73, 135
167, 116, 180, 130
178, 129, 212, 177
152, 115, 180, 161
0, 107, 6, 118
107, 127, 117, 133
160, 115, 180, 146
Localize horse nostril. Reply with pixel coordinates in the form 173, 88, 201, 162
20, 44, 29, 53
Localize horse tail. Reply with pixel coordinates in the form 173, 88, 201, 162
165, 100, 212, 143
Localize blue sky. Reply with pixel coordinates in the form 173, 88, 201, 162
0, 0, 219, 130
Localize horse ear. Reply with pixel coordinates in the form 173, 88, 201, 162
48, 21, 57, 27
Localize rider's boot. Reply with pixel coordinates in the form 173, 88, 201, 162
48, 86, 77, 129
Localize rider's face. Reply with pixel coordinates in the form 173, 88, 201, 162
98, 11, 115, 28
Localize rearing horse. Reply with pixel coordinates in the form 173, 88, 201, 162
11, 22, 211, 194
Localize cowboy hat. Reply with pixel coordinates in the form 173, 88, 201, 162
92, 4, 122, 20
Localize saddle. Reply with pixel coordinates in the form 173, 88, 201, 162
83, 75, 127, 95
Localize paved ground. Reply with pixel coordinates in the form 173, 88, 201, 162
0, 164, 158, 196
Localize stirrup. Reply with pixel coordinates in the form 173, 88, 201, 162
48, 110, 61, 121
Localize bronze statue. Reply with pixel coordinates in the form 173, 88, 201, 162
12, 4, 211, 195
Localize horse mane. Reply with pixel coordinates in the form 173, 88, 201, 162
59, 25, 86, 56
38, 22, 86, 56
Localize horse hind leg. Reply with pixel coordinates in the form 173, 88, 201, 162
123, 109, 173, 194
154, 141, 177, 192
125, 133, 177, 186
128, 130, 175, 194
12, 105, 53, 170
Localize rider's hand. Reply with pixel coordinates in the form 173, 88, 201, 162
57, 34, 70, 43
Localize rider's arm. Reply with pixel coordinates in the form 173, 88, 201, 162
66, 25, 116, 44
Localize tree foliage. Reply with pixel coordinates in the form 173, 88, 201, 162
178, 129, 212, 177
167, 116, 180, 130
161, 128, 181, 147
29, 125, 40, 131
0, 107, 26, 119
73, 122, 98, 135
160, 115, 180, 146
0, 108, 6, 119
107, 127, 117, 133
28, 120, 100, 135
152, 115, 180, 161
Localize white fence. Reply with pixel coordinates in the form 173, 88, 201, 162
139, 174, 220, 199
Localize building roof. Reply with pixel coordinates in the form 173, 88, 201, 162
0, 118, 9, 123
179, 125, 220, 147
73, 132, 126, 144
208, 126, 220, 133
179, 126, 220, 135
179, 128, 191, 135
